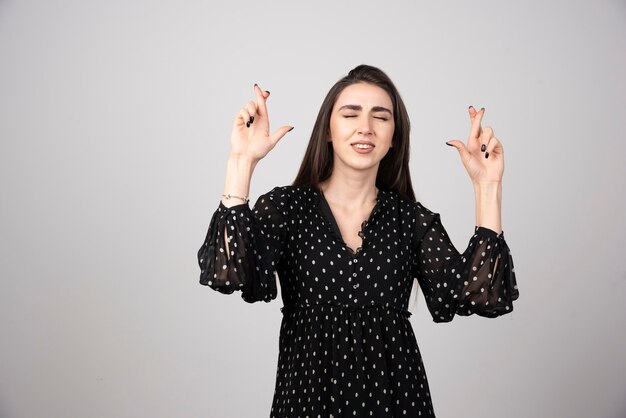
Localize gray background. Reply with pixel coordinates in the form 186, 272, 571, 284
1, 0, 625, 417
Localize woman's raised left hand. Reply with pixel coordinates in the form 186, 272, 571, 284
446, 106, 504, 185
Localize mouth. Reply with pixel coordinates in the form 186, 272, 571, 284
351, 141, 375, 149
351, 141, 375, 153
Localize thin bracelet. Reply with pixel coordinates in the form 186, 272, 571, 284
222, 193, 249, 203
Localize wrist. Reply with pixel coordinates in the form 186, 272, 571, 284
222, 155, 257, 208
472, 180, 502, 191
473, 181, 502, 203
228, 153, 259, 169
473, 181, 501, 208
473, 181, 502, 234
227, 154, 258, 182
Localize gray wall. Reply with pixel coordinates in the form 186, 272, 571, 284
1, 0, 625, 417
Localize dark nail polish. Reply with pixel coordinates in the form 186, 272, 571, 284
288, 126, 294, 132
246, 121, 250, 128
250, 116, 254, 124
446, 142, 454, 147
480, 107, 485, 112
485, 152, 489, 159
469, 105, 474, 110
265, 91, 270, 95
481, 144, 486, 152
254, 83, 258, 87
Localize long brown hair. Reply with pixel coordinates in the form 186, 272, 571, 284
291, 64, 416, 202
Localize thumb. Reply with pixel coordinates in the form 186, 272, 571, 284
445, 140, 471, 162
269, 125, 295, 146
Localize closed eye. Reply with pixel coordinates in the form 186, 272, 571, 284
343, 115, 389, 121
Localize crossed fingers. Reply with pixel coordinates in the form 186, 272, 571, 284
468, 106, 496, 159
237, 84, 270, 128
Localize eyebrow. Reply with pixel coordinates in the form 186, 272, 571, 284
338, 104, 393, 115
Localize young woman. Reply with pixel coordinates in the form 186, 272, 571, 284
198, 64, 519, 417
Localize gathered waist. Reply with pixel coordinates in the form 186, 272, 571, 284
280, 301, 412, 318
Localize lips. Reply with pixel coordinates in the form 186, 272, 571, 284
351, 141, 374, 147
351, 142, 375, 153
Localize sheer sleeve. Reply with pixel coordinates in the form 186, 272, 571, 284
197, 186, 288, 303
411, 202, 519, 323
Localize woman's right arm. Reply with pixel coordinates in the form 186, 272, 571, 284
197, 84, 294, 303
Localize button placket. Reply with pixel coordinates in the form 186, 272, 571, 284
352, 225, 366, 290
351, 256, 360, 289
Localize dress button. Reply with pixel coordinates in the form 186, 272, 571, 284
353, 283, 359, 289
352, 272, 357, 277
353, 259, 358, 263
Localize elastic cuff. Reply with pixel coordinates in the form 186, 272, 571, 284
218, 200, 250, 212
474, 225, 502, 239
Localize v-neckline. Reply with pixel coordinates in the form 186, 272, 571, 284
317, 189, 381, 255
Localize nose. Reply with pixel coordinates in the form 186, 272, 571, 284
357, 118, 373, 136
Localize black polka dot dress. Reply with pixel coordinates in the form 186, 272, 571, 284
198, 185, 519, 417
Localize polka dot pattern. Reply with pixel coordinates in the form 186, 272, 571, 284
198, 185, 519, 416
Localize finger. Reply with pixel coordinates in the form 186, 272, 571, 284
254, 83, 269, 118
468, 107, 479, 144
480, 126, 494, 153
245, 100, 257, 124
269, 125, 295, 146
237, 109, 251, 128
469, 107, 485, 140
468, 105, 477, 121
484, 135, 502, 159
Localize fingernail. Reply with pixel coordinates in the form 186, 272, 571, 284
254, 83, 258, 87
485, 152, 489, 159
250, 116, 254, 124
481, 144, 486, 152
469, 105, 474, 110
445, 141, 454, 147
288, 126, 294, 132
480, 107, 485, 112
265, 90, 270, 95
246, 121, 250, 128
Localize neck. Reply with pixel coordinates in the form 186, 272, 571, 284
319, 172, 378, 210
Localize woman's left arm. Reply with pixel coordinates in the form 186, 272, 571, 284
411, 106, 518, 323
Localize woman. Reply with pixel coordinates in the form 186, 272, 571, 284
198, 64, 518, 417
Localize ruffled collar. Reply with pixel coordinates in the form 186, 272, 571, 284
309, 186, 389, 255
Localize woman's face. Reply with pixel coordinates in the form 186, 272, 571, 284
328, 82, 395, 175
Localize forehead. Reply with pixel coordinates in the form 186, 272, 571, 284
334, 83, 393, 109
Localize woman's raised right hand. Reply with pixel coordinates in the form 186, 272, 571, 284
229, 83, 294, 163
